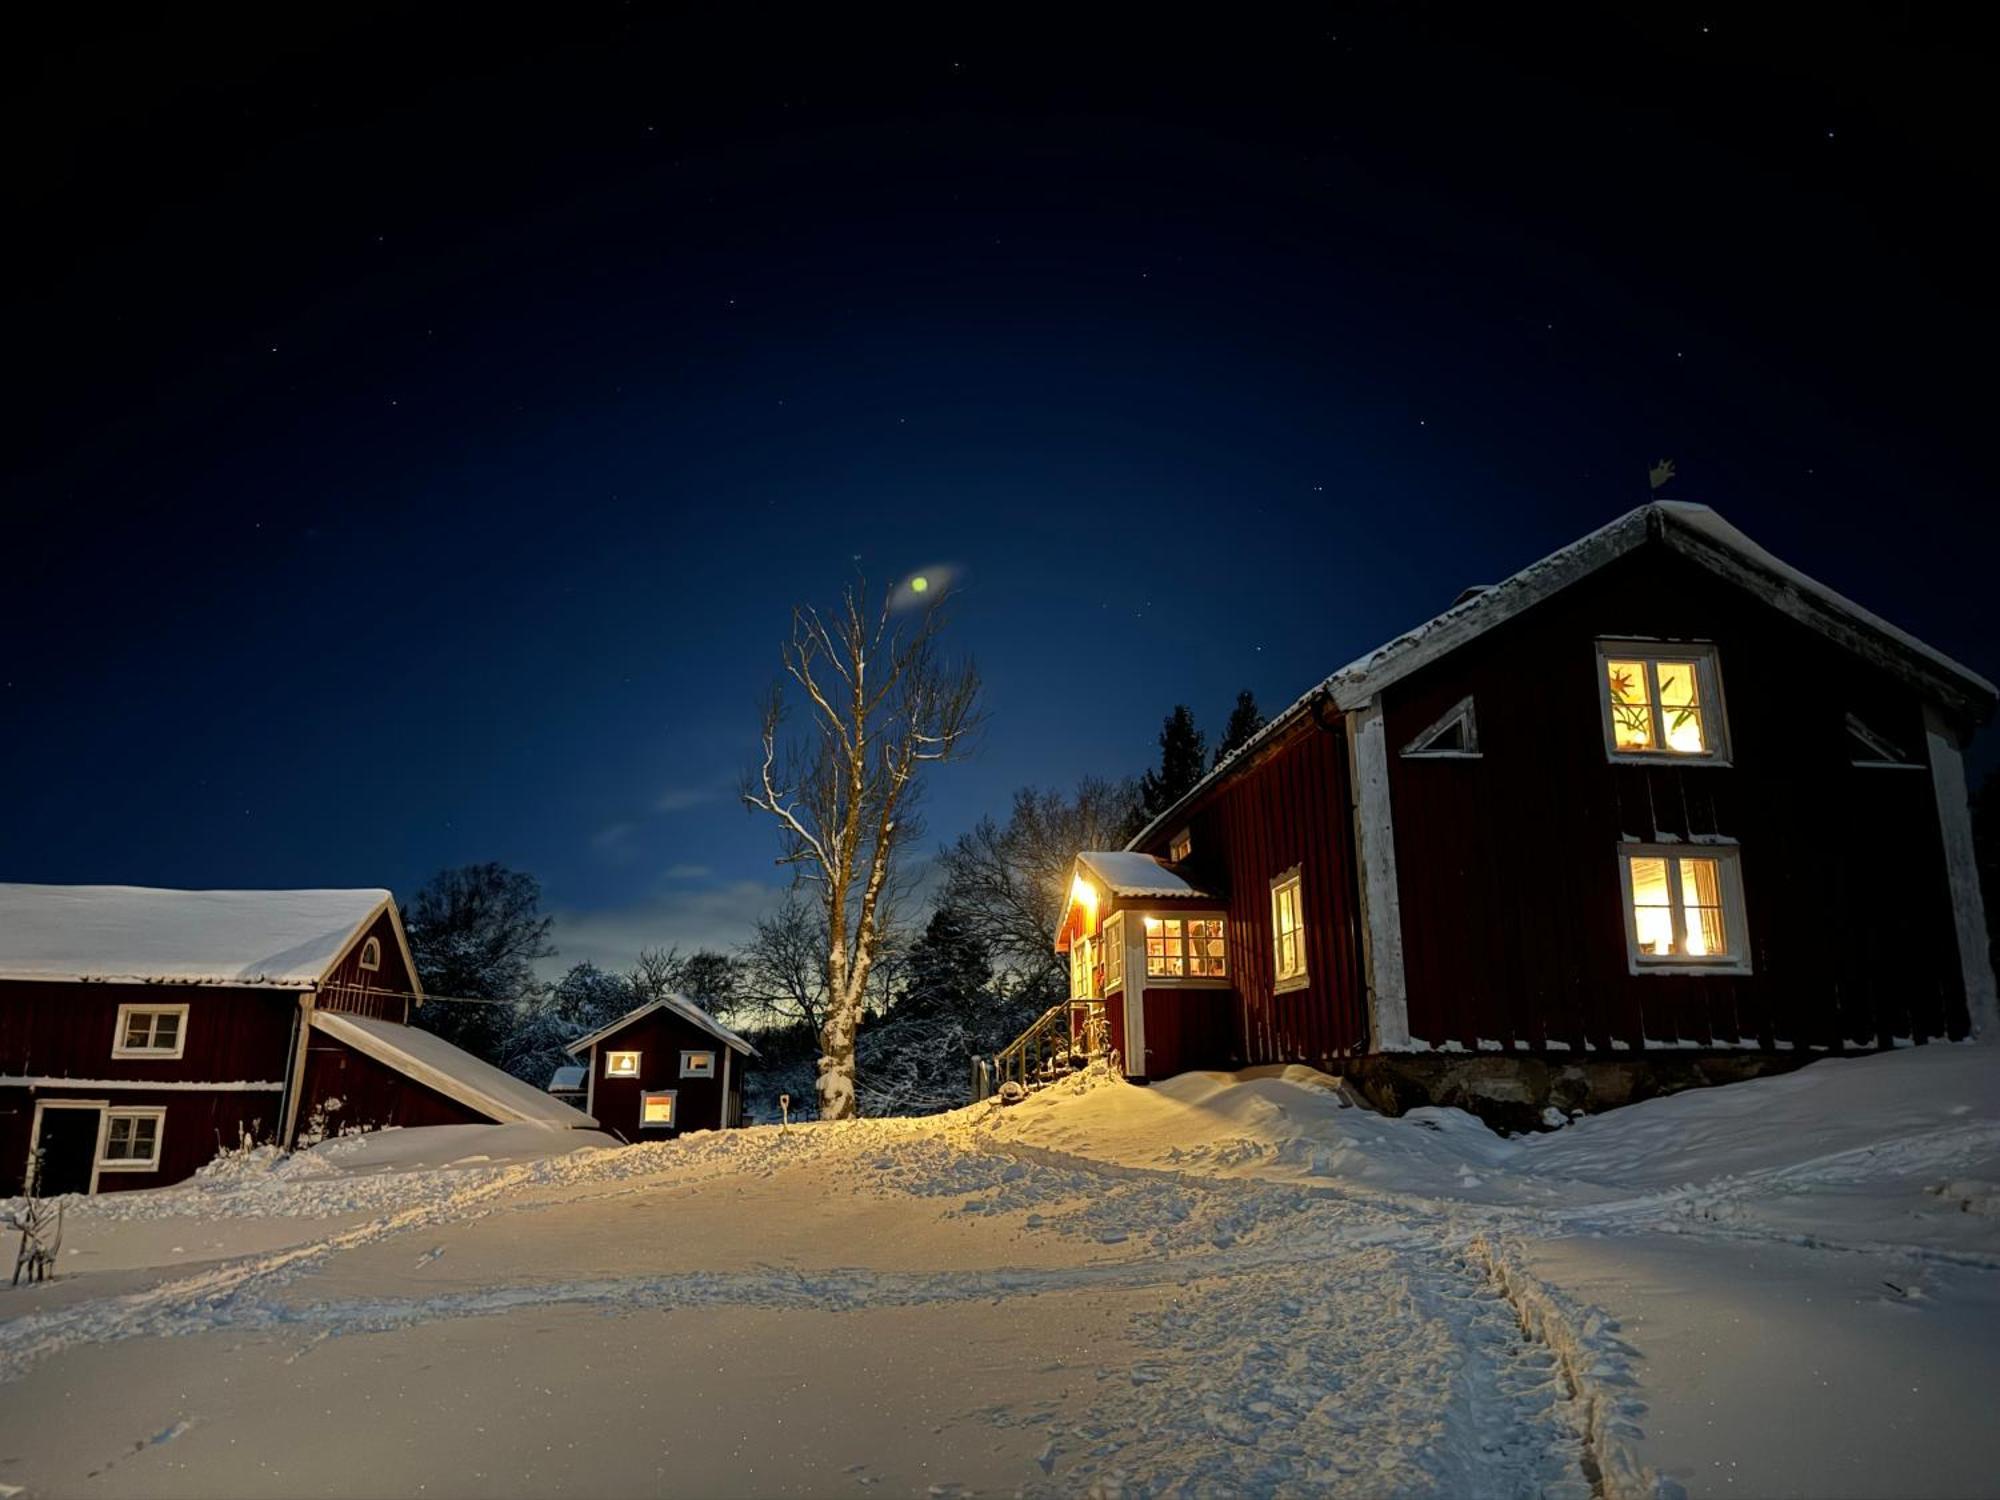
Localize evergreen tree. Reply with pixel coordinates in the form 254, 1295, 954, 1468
898, 900, 993, 1023
1140, 705, 1208, 819
1213, 689, 1267, 768
405, 863, 556, 1064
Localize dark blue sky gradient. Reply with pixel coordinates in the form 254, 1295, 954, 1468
6, 6, 1992, 966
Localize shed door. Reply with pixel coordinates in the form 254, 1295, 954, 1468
33, 1106, 103, 1196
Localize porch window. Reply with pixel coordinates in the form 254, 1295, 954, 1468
1069, 933, 1098, 1000
1271, 870, 1307, 991
1618, 846, 1750, 973
1598, 642, 1728, 760
1144, 916, 1226, 979
113, 1004, 187, 1060
100, 1109, 165, 1171
605, 1050, 641, 1077
680, 1050, 716, 1079
639, 1091, 677, 1128
1102, 913, 1126, 992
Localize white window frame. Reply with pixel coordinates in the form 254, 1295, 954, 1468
604, 1049, 641, 1078
98, 1106, 167, 1173
1140, 911, 1229, 985
1616, 843, 1752, 976
1400, 696, 1481, 759
1102, 912, 1126, 994
358, 936, 383, 971
1596, 639, 1731, 765
1069, 931, 1098, 1000
679, 1050, 716, 1079
112, 1003, 189, 1060
1270, 868, 1308, 993
638, 1090, 678, 1129
1168, 828, 1193, 862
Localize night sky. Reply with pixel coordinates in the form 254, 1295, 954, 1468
7, 6, 1992, 971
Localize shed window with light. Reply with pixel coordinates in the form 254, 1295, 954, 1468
605, 1050, 641, 1077
639, 1091, 677, 1128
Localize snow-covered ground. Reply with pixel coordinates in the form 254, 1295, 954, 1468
0, 1047, 1995, 1498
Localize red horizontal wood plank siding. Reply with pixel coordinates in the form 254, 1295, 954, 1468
1381, 544, 1964, 1053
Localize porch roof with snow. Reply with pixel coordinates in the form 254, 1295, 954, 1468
1128, 500, 1999, 852
564, 994, 759, 1059
0, 883, 412, 989
1056, 852, 1214, 952
312, 1009, 596, 1128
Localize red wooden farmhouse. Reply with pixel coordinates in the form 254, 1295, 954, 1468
0, 886, 594, 1196
1055, 502, 1996, 1107
565, 995, 755, 1140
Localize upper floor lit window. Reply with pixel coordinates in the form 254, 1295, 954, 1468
605, 1050, 641, 1077
1169, 829, 1193, 862
1102, 913, 1126, 993
1598, 641, 1728, 761
1271, 870, 1307, 991
1144, 915, 1226, 979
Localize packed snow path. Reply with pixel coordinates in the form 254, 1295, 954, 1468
1, 1047, 1996, 1497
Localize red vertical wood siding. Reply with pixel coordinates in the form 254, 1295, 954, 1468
1381, 545, 1965, 1053
1132, 718, 1368, 1068
317, 909, 417, 1021
294, 1031, 493, 1135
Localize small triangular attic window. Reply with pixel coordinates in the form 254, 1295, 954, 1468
1401, 696, 1480, 758
1845, 712, 1918, 768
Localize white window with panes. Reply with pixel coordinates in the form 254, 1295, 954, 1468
1101, 913, 1126, 993
1143, 914, 1227, 980
1271, 869, 1307, 991
1598, 641, 1729, 762
113, 1004, 187, 1059
1618, 845, 1751, 974
99, 1108, 166, 1171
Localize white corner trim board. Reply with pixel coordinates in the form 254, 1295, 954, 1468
1348, 700, 1412, 1050
1925, 705, 1999, 1040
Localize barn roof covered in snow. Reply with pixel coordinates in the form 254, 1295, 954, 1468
311, 1010, 597, 1128
565, 995, 759, 1058
1074, 851, 1212, 899
1128, 501, 1999, 853
0, 884, 400, 988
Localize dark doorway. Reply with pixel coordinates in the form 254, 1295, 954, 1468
32, 1106, 102, 1196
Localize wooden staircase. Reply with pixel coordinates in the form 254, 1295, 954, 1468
975, 1000, 1109, 1102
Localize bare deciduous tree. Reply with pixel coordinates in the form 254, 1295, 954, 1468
743, 582, 981, 1119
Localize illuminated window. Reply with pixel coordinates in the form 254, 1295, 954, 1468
1069, 933, 1098, 1000
639, 1091, 677, 1128
1144, 915, 1226, 979
680, 1050, 715, 1079
113, 1004, 187, 1059
1618, 846, 1749, 973
1169, 829, 1192, 862
358, 937, 382, 972
1598, 642, 1727, 760
1271, 870, 1307, 991
605, 1050, 641, 1077
100, 1109, 165, 1171
1102, 913, 1126, 992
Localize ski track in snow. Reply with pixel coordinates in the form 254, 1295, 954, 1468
7, 1063, 1996, 1498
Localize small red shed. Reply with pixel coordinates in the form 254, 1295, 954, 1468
565, 995, 755, 1140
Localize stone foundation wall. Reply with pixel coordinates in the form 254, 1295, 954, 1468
1348, 1050, 1828, 1134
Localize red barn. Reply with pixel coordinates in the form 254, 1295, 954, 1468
1054, 503, 1996, 1113
0, 885, 594, 1195
566, 996, 755, 1140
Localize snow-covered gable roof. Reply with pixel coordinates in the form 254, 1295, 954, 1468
565, 994, 759, 1059
1075, 851, 1212, 899
0, 884, 395, 987
1129, 501, 1997, 852
311, 1010, 596, 1128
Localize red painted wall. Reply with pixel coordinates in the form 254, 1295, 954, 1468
316, 908, 417, 1021
293, 1029, 493, 1137
1379, 544, 1967, 1052
1133, 719, 1368, 1068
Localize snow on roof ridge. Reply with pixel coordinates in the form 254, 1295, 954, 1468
0, 883, 394, 987
311, 1009, 597, 1129
1127, 500, 1993, 851
564, 993, 760, 1058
